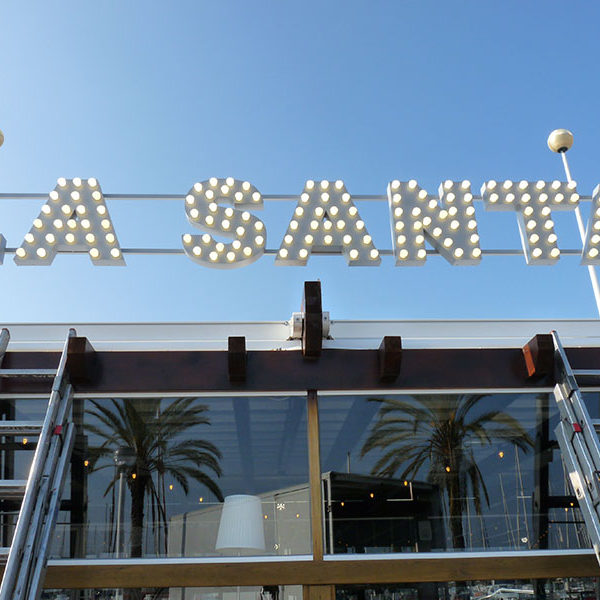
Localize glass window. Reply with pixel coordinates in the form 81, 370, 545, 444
44, 395, 309, 559
336, 578, 600, 600
319, 392, 591, 553
41, 585, 303, 600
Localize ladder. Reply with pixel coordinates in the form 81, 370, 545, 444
0, 328, 77, 600
552, 329, 600, 564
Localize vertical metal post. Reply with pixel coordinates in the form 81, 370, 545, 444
558, 148, 600, 317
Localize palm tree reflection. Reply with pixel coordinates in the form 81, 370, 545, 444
361, 394, 533, 549
86, 397, 223, 557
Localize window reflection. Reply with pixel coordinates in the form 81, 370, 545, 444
319, 393, 591, 553
76, 396, 309, 559
41, 586, 303, 600
336, 578, 600, 600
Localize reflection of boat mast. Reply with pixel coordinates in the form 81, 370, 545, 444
466, 495, 473, 550
549, 475, 564, 547
514, 447, 520, 544
480, 586, 534, 599
498, 473, 516, 548
561, 458, 583, 547
478, 510, 487, 549
515, 444, 530, 545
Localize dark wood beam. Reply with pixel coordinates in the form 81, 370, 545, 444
228, 336, 247, 383
0, 346, 580, 394
378, 336, 402, 382
67, 336, 97, 384
522, 334, 554, 379
6, 345, 600, 395
302, 281, 323, 359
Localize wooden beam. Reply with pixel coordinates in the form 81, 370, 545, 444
302, 281, 323, 359
228, 336, 247, 382
67, 336, 97, 384
378, 336, 402, 382
30, 552, 600, 589
307, 390, 324, 560
303, 585, 335, 600
522, 334, 554, 379
0, 346, 568, 394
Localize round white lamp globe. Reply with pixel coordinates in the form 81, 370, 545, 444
547, 129, 574, 153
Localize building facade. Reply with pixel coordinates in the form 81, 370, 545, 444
1, 285, 600, 599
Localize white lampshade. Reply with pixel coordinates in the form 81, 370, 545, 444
216, 494, 266, 553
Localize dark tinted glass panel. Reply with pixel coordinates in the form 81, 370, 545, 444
42, 586, 302, 600
83, 396, 309, 558
0, 396, 309, 559
337, 579, 600, 600
319, 393, 591, 553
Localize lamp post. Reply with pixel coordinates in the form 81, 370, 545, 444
548, 129, 600, 317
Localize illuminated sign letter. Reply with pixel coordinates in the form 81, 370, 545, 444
387, 179, 481, 265
14, 178, 124, 266
0, 234, 5, 265
481, 179, 579, 264
182, 177, 265, 268
276, 180, 380, 266
582, 184, 600, 264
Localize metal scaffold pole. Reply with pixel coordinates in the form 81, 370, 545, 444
548, 129, 600, 317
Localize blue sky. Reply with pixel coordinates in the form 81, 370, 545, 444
1, 1, 600, 322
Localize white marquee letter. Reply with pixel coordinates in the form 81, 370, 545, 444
581, 184, 600, 264
481, 179, 579, 264
182, 177, 265, 268
387, 179, 481, 265
275, 180, 380, 266
14, 178, 124, 266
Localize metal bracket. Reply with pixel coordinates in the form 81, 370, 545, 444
289, 311, 330, 340
288, 281, 330, 359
